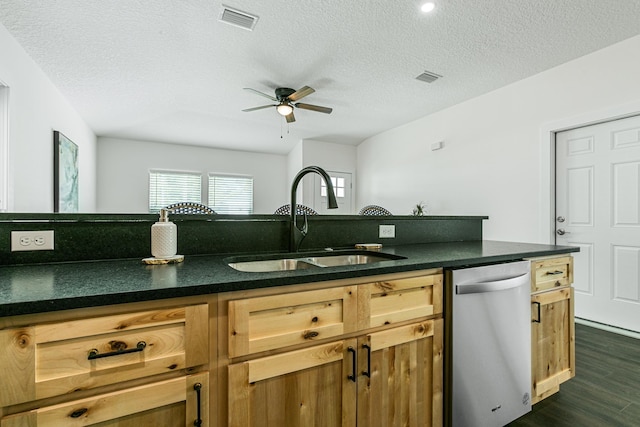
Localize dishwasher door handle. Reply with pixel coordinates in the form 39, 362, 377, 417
456, 273, 529, 295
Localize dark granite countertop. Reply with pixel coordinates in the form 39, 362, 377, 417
0, 240, 578, 317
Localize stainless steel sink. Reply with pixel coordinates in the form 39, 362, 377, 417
306, 254, 396, 267
226, 251, 405, 272
227, 258, 319, 272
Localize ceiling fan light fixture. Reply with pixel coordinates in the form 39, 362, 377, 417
276, 103, 293, 116
421, 2, 436, 13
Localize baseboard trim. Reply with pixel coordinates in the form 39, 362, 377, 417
575, 317, 640, 340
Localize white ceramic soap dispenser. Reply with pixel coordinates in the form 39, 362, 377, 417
151, 208, 177, 259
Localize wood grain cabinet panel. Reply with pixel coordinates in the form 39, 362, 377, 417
531, 287, 575, 403
357, 319, 444, 427
228, 340, 357, 427
528, 254, 575, 404
225, 270, 444, 427
0, 304, 209, 407
530, 256, 573, 293
228, 286, 358, 358
359, 273, 442, 330
1, 372, 209, 427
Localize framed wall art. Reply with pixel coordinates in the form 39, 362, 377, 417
53, 130, 79, 212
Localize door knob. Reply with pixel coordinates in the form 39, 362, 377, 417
556, 229, 569, 235
556, 216, 565, 223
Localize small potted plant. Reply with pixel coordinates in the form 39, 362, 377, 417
412, 202, 426, 216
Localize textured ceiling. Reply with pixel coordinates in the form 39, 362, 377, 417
1, 0, 640, 155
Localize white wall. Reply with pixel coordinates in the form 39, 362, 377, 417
300, 139, 357, 212
0, 23, 97, 212
97, 137, 289, 214
284, 139, 358, 213
357, 35, 640, 242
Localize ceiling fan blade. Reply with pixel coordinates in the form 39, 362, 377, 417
295, 103, 333, 114
287, 86, 315, 102
285, 111, 296, 123
243, 87, 277, 102
242, 104, 275, 112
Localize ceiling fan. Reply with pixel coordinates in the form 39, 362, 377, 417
242, 86, 333, 123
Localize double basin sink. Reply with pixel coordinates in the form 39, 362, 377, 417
226, 250, 405, 272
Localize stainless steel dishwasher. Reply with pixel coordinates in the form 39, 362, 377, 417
446, 260, 532, 427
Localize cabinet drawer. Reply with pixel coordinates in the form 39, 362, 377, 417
228, 286, 357, 358
530, 256, 573, 293
0, 304, 208, 407
359, 273, 443, 329
1, 372, 209, 427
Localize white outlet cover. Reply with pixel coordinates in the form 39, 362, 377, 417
11, 230, 54, 251
379, 224, 396, 238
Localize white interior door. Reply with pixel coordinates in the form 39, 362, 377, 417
556, 114, 640, 333
314, 171, 352, 214
0, 83, 8, 212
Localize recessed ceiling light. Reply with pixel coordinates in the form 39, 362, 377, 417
421, 2, 436, 13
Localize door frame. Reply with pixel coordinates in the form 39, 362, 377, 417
0, 81, 9, 212
539, 99, 640, 244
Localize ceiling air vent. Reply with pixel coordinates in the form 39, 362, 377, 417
416, 71, 442, 83
219, 5, 259, 31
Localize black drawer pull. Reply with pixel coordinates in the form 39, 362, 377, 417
88, 341, 146, 360
532, 302, 541, 323
362, 344, 371, 378
69, 408, 88, 418
193, 382, 203, 427
545, 270, 564, 276
347, 347, 357, 382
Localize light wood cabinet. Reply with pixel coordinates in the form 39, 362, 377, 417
528, 255, 575, 404
223, 270, 444, 427
228, 340, 357, 426
1, 372, 209, 427
357, 320, 443, 427
228, 286, 358, 358
0, 299, 212, 427
530, 255, 573, 293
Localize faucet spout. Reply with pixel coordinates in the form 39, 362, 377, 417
290, 166, 338, 252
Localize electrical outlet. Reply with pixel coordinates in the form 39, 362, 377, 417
11, 230, 55, 251
379, 224, 396, 238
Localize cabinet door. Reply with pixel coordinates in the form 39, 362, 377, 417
1, 372, 209, 427
0, 304, 209, 406
357, 319, 443, 427
228, 340, 357, 427
531, 287, 575, 403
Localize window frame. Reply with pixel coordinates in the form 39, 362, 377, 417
148, 169, 203, 213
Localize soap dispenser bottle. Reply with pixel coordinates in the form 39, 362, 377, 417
151, 208, 177, 259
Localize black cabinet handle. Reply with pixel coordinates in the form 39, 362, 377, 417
362, 344, 371, 378
347, 347, 356, 382
545, 270, 564, 276
193, 382, 203, 427
532, 302, 541, 323
88, 341, 146, 360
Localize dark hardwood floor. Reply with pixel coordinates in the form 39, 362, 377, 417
508, 323, 640, 426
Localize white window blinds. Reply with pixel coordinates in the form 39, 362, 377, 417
149, 170, 202, 213
208, 174, 253, 214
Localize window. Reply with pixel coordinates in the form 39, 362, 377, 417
208, 174, 253, 214
321, 176, 345, 198
149, 170, 202, 213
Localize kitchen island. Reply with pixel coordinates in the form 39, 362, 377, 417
0, 240, 577, 426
